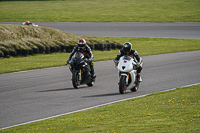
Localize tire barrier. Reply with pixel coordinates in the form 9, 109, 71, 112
50, 46, 57, 53
98, 43, 104, 51
70, 45, 75, 51
94, 44, 99, 50
39, 46, 46, 54
66, 46, 71, 53
0, 52, 4, 58
22, 49, 29, 56
88, 44, 94, 51
46, 46, 51, 54
10, 50, 17, 56
111, 43, 117, 50
16, 49, 22, 55
0, 43, 122, 58
117, 44, 123, 49
29, 49, 33, 55
104, 44, 107, 51
33, 48, 39, 54
60, 45, 66, 52
4, 51, 10, 58
57, 46, 61, 52
107, 43, 111, 51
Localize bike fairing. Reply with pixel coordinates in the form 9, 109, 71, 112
67, 44, 96, 79
68, 45, 94, 68
69, 52, 95, 88
116, 55, 141, 94
68, 45, 93, 62
115, 49, 142, 80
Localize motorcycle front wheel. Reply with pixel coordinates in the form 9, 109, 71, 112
119, 75, 127, 94
72, 70, 81, 89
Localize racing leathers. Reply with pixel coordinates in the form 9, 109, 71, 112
114, 49, 143, 82
67, 45, 96, 78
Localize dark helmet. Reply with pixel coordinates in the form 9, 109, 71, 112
123, 42, 132, 53
77, 39, 86, 48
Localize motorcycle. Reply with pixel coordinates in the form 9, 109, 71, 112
68, 52, 95, 89
21, 22, 38, 27
115, 55, 142, 94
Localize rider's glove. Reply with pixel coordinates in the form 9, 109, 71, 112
113, 59, 118, 66
67, 59, 70, 64
84, 58, 88, 62
87, 58, 93, 62
135, 62, 140, 68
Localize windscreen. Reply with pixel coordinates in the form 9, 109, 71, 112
123, 55, 131, 61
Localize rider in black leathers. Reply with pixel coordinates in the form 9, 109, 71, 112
67, 39, 96, 79
114, 42, 143, 82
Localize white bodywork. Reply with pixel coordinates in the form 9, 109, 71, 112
117, 56, 138, 90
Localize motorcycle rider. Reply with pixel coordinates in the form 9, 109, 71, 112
67, 39, 96, 79
25, 21, 32, 25
114, 42, 143, 82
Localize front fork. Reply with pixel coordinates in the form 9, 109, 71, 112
78, 69, 81, 81
118, 72, 129, 85
70, 66, 82, 81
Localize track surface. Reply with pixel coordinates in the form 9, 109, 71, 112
0, 22, 200, 39
0, 50, 200, 129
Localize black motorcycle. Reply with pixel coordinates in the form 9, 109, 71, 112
68, 52, 95, 89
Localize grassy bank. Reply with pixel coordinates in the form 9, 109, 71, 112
1, 37, 200, 74
0, 24, 118, 53
1, 84, 199, 132
0, 0, 200, 22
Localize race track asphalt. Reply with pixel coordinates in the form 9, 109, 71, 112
0, 50, 200, 129
0, 22, 200, 39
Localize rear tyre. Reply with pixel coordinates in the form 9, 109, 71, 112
72, 70, 81, 89
119, 75, 127, 94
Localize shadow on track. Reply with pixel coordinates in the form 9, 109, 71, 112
38, 88, 74, 92
82, 91, 132, 98
37, 86, 90, 92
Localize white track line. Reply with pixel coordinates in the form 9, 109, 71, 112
1, 82, 199, 130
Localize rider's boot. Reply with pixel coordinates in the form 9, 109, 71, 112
136, 73, 142, 82
91, 69, 96, 79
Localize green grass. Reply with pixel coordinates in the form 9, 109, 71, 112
1, 37, 200, 74
1, 84, 199, 132
89, 37, 200, 56
0, 0, 200, 22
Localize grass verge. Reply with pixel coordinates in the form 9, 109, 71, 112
1, 84, 199, 132
0, 0, 200, 22
1, 37, 200, 74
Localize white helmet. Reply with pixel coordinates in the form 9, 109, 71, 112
77, 39, 86, 48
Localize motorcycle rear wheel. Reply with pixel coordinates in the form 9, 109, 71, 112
119, 75, 127, 94
72, 70, 81, 89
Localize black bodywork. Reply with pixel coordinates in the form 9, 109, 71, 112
69, 52, 94, 87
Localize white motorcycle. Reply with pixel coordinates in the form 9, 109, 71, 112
115, 55, 142, 94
